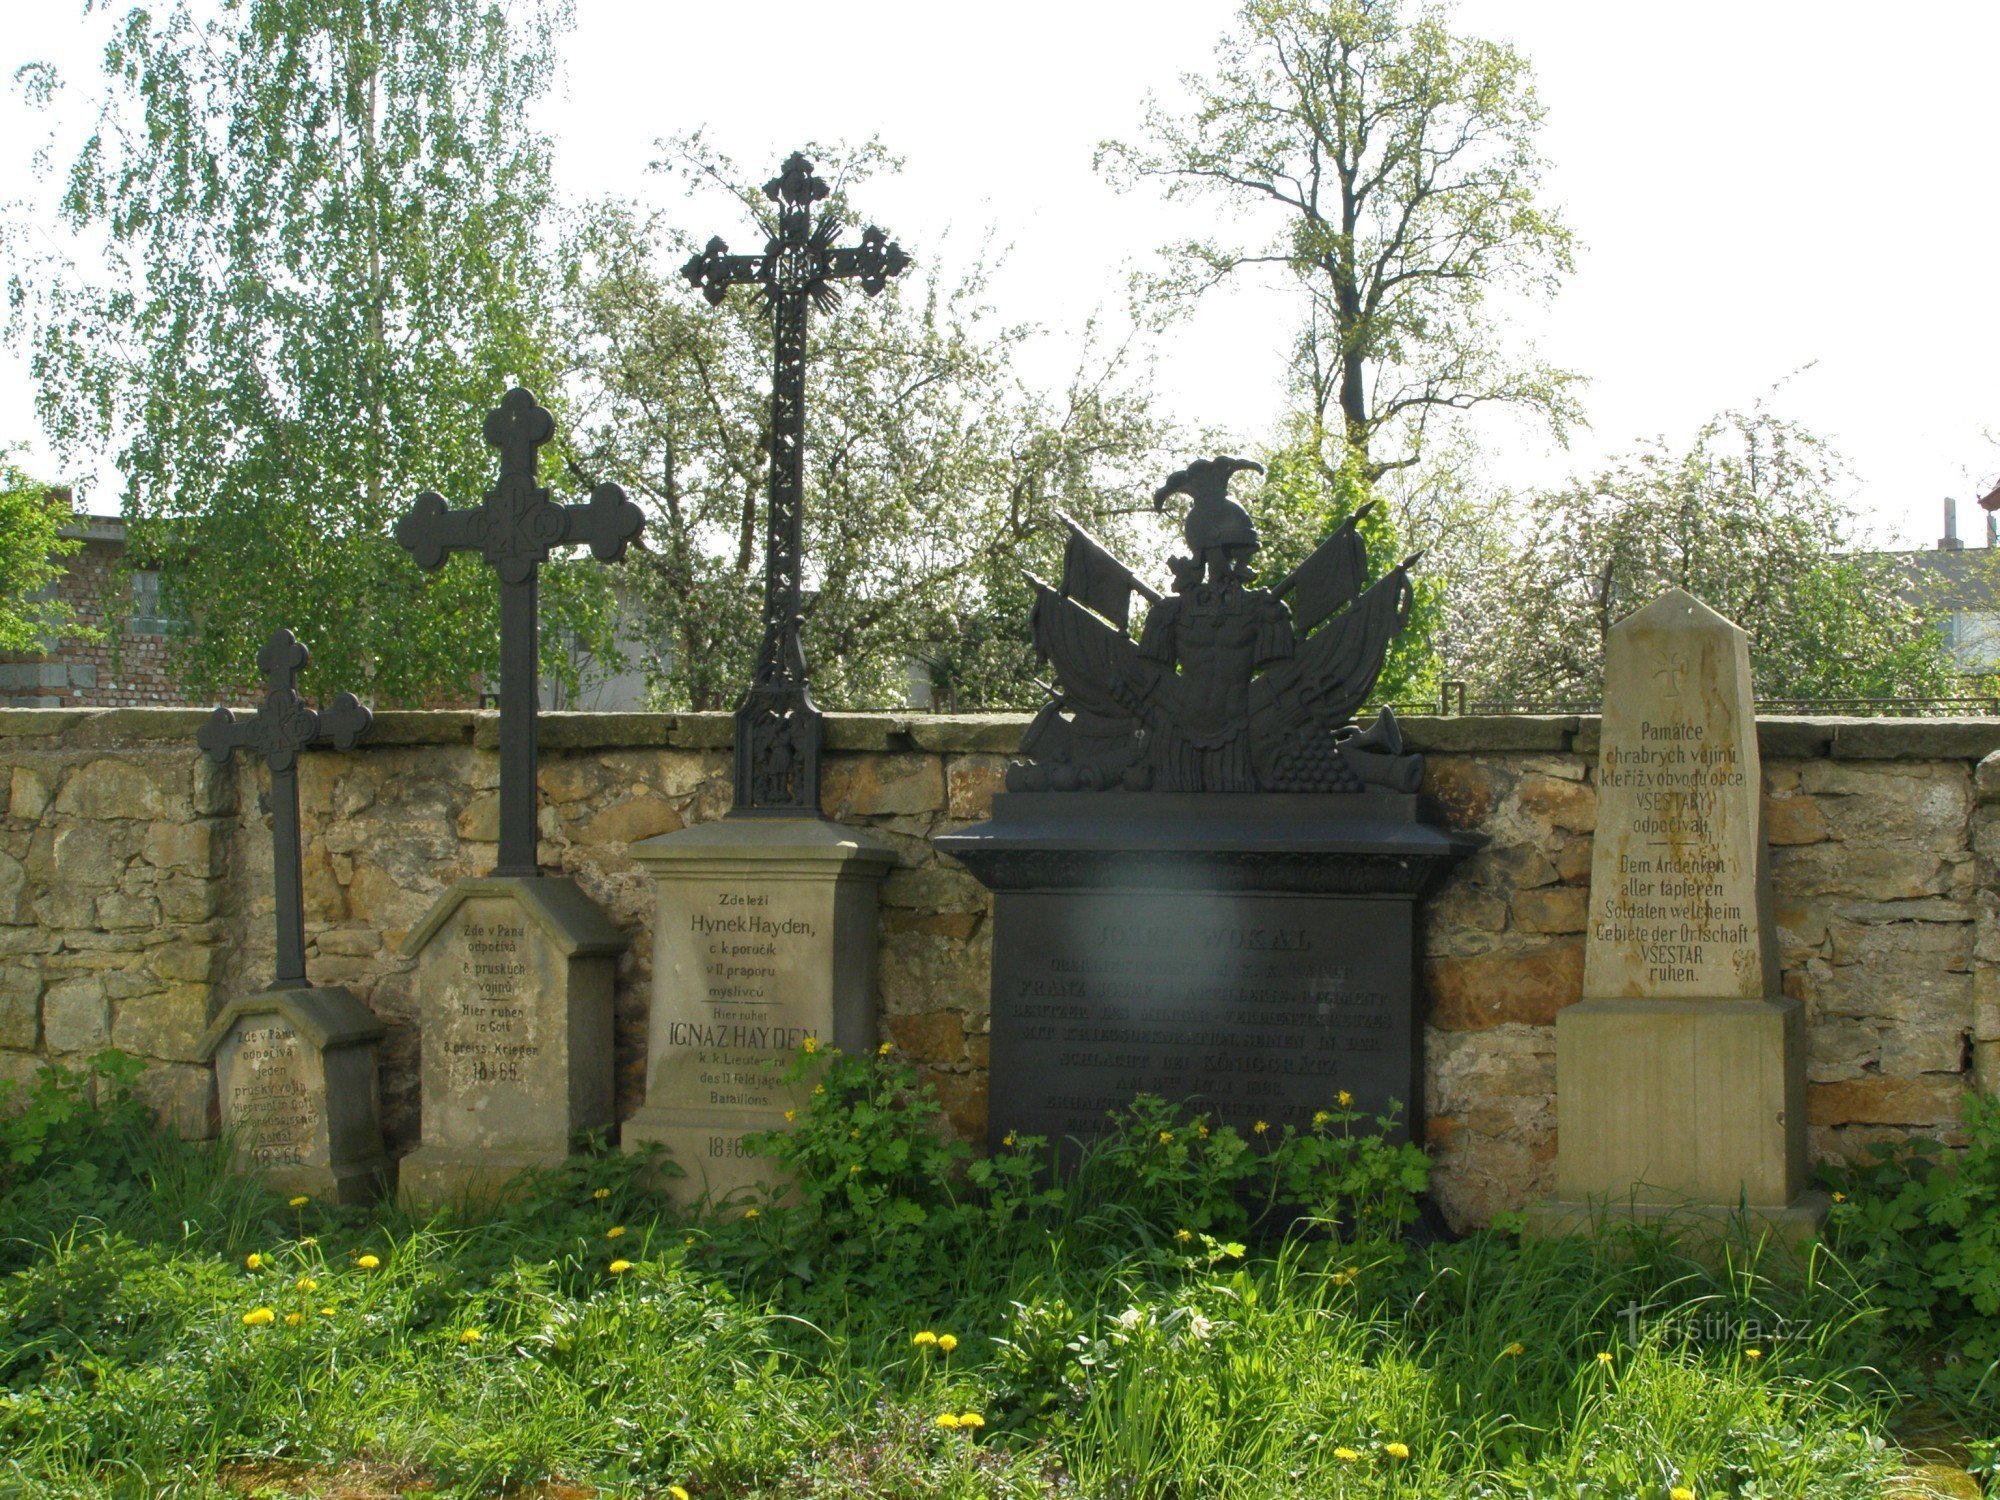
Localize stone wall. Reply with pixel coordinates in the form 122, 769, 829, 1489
2, 707, 1995, 1229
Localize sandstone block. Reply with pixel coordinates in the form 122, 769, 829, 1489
96, 892, 159, 931
0, 849, 24, 924
141, 819, 215, 873
9, 767, 51, 822
1807, 1075, 1963, 1128
884, 1008, 967, 1065
132, 1060, 214, 1138
946, 755, 1010, 821
54, 758, 181, 821
150, 944, 221, 984
43, 976, 109, 1052
111, 989, 211, 1063
824, 754, 945, 819
52, 822, 125, 889
1762, 795, 1829, 846
1425, 942, 1583, 1030
1516, 775, 1596, 833
905, 715, 1028, 755
1422, 756, 1499, 829
578, 796, 682, 846
0, 964, 40, 1049
1510, 886, 1588, 935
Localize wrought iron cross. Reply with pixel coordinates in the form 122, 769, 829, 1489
199, 629, 372, 990
684, 151, 910, 816
396, 387, 643, 876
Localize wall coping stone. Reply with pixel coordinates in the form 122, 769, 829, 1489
2, 706, 1997, 760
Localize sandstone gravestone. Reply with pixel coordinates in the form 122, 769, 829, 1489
198, 988, 387, 1203
1537, 588, 1821, 1235
398, 879, 624, 1201
624, 820, 892, 1203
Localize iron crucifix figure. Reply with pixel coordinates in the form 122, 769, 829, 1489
396, 388, 644, 876
683, 151, 910, 816
198, 628, 372, 989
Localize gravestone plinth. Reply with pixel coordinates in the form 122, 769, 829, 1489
398, 877, 625, 1202
940, 792, 1477, 1151
1531, 589, 1823, 1239
624, 820, 893, 1203
198, 987, 387, 1203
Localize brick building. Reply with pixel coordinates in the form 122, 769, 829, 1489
0, 512, 198, 709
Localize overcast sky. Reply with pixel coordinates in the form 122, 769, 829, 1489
2, 1, 1995, 550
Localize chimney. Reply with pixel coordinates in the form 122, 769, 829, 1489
1940, 496, 1964, 551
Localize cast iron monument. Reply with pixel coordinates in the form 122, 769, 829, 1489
941, 460, 1477, 1152
194, 628, 389, 1202
681, 149, 909, 816
394, 389, 640, 1201
621, 153, 905, 1203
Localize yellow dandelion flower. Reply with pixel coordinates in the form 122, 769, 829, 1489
1501, 1342, 1524, 1358
244, 1253, 265, 1270
288, 1195, 310, 1208
592, 1187, 611, 1201
913, 1330, 938, 1347
1670, 1488, 1695, 1500
1337, 1090, 1353, 1108
1595, 1351, 1613, 1365
684, 1234, 696, 1246
783, 1109, 796, 1122
356, 1254, 380, 1271
935, 1412, 961, 1429
319, 1307, 336, 1317
938, 1334, 958, 1353
1002, 1133, 1016, 1147
284, 1312, 304, 1327
1831, 1192, 1846, 1203
877, 1041, 893, 1056
1175, 1228, 1193, 1244
744, 1207, 760, 1219
606, 1226, 625, 1239
813, 1084, 824, 1095
1334, 1446, 1361, 1462
1745, 1348, 1763, 1361
958, 1412, 985, 1429
295, 1277, 317, 1293
1312, 1111, 1331, 1127
669, 1489, 690, 1500
1195, 1122, 1209, 1139
608, 1259, 633, 1275
1158, 1130, 1174, 1144
848, 1163, 861, 1174
458, 1328, 483, 1344
803, 1035, 820, 1054
850, 1128, 861, 1139
242, 1307, 276, 1327
1253, 1120, 1269, 1135
1384, 1441, 1411, 1461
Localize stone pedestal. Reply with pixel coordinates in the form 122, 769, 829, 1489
623, 818, 893, 1205
939, 791, 1478, 1155
397, 876, 625, 1203
1532, 590, 1824, 1239
198, 986, 388, 1204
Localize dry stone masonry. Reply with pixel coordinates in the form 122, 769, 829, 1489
0, 706, 1994, 1228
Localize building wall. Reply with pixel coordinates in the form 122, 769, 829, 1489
1, 708, 1994, 1229
0, 534, 195, 709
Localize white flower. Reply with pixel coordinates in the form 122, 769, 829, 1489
1114, 1306, 1145, 1331
1185, 1312, 1214, 1341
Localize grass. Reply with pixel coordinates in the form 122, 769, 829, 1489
0, 1063, 1993, 1498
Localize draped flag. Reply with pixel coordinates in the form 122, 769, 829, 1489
1274, 502, 1375, 634
1059, 513, 1160, 633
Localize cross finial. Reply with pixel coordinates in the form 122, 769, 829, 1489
766, 152, 829, 207
483, 385, 555, 482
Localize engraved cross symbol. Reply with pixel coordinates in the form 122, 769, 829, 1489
199, 628, 372, 989
396, 388, 643, 875
683, 151, 910, 816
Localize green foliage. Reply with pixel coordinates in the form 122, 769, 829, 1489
0, 453, 86, 653
1452, 407, 1957, 703
1820, 1091, 2000, 1396
10, 0, 613, 704
1100, 0, 1579, 477
562, 137, 1176, 712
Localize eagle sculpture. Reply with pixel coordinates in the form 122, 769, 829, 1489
1009, 457, 1424, 795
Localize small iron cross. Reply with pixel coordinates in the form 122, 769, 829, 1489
396, 387, 643, 876
684, 151, 910, 816
199, 628, 372, 990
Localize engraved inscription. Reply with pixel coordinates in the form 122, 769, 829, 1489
664, 889, 818, 1110
445, 918, 542, 1087
226, 1020, 320, 1168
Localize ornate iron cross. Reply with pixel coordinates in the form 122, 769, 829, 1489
199, 629, 372, 990
684, 151, 910, 816
396, 387, 643, 876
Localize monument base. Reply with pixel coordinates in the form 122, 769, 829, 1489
938, 792, 1479, 1155
198, 984, 388, 1206
1521, 1191, 1831, 1246
1551, 996, 1809, 1220
398, 875, 625, 1206
625, 817, 893, 1207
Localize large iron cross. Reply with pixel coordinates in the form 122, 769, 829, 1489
396, 387, 643, 876
198, 629, 372, 990
684, 151, 910, 816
